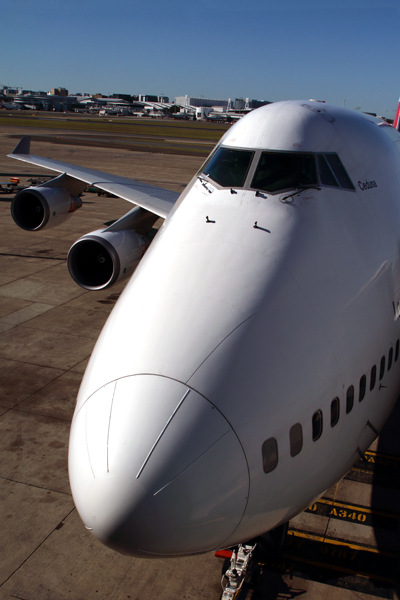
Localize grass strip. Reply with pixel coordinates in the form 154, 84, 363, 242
0, 116, 228, 142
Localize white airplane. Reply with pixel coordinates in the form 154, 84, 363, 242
0, 100, 17, 110
8, 100, 400, 560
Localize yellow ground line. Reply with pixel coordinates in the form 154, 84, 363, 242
277, 554, 396, 584
365, 450, 400, 461
351, 466, 376, 475
316, 498, 398, 518
287, 529, 397, 557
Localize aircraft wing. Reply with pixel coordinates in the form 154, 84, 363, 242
8, 137, 179, 218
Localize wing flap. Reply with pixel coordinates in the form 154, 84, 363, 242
8, 137, 179, 218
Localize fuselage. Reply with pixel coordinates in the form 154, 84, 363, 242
68, 101, 400, 557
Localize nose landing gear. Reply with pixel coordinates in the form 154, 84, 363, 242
219, 543, 256, 600
217, 523, 289, 599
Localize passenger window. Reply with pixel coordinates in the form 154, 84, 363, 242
317, 155, 339, 187
395, 340, 399, 362
359, 375, 366, 402
290, 423, 303, 457
312, 410, 323, 441
325, 154, 355, 190
330, 398, 340, 427
388, 347, 393, 371
370, 365, 376, 391
346, 385, 354, 414
262, 438, 278, 473
379, 356, 385, 380
202, 147, 254, 188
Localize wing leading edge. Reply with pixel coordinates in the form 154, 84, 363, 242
8, 137, 179, 219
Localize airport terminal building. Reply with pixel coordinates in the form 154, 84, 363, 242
174, 95, 271, 110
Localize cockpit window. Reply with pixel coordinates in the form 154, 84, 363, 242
202, 147, 254, 188
200, 147, 355, 194
251, 152, 318, 193
318, 155, 339, 187
324, 154, 355, 190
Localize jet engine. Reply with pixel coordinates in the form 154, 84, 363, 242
67, 228, 148, 291
11, 187, 82, 231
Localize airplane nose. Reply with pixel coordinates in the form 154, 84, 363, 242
69, 375, 249, 556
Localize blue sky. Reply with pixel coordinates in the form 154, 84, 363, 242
2, 0, 400, 117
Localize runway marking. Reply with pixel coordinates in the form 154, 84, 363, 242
266, 529, 398, 585
345, 448, 400, 491
269, 554, 396, 585
287, 530, 396, 556
306, 497, 398, 529
364, 450, 400, 468
318, 498, 396, 517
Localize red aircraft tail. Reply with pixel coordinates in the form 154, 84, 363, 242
394, 98, 400, 131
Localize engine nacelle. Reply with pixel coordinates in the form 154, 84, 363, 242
67, 229, 148, 291
11, 187, 82, 231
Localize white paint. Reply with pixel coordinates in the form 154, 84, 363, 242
10, 100, 400, 557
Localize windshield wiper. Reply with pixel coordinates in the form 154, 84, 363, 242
280, 186, 321, 203
197, 175, 213, 194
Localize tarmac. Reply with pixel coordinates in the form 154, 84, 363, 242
0, 126, 399, 600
